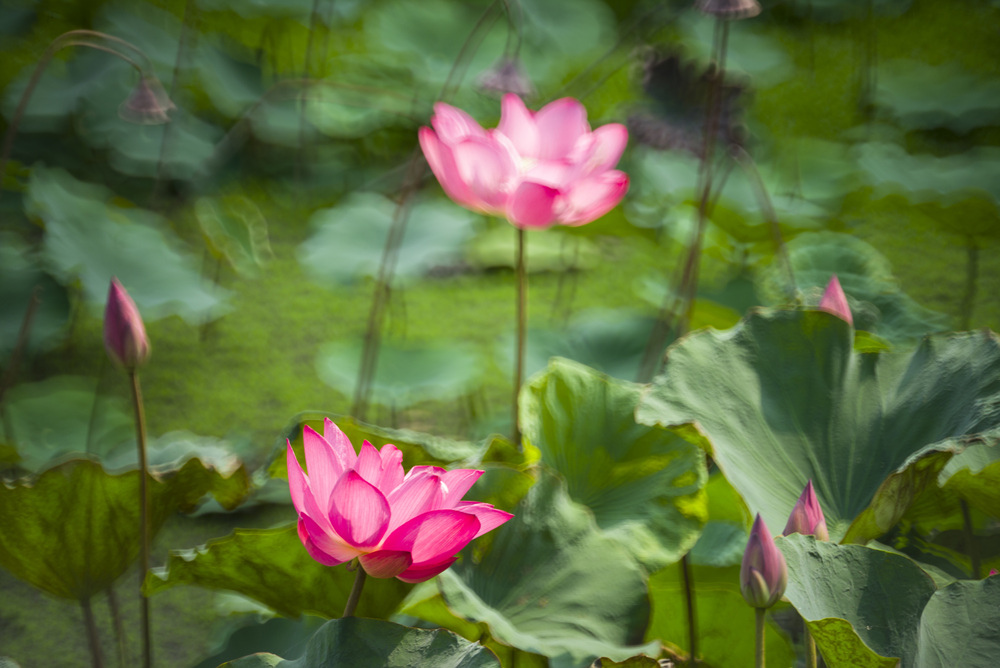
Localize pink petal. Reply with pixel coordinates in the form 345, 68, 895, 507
534, 98, 590, 160
507, 181, 560, 228
323, 418, 358, 470
570, 123, 628, 175
301, 514, 364, 563
558, 170, 628, 225
381, 509, 480, 565
454, 501, 514, 538
396, 557, 458, 584
376, 444, 404, 493
431, 102, 488, 144
302, 426, 341, 511
819, 275, 853, 326
297, 520, 351, 567
329, 471, 390, 548
386, 469, 446, 533
359, 550, 413, 579
439, 469, 483, 507
419, 127, 477, 208
355, 440, 383, 487
451, 136, 517, 212
498, 94, 539, 158
524, 159, 575, 190
286, 441, 308, 512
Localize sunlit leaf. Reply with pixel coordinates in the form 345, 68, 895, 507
637, 309, 1000, 544
520, 358, 707, 570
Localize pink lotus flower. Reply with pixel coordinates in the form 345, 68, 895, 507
419, 94, 629, 228
287, 418, 513, 583
819, 274, 853, 326
783, 480, 829, 541
103, 278, 150, 369
741, 514, 788, 609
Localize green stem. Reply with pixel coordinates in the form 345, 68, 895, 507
513, 226, 526, 445
961, 499, 981, 579
342, 566, 368, 618
0, 284, 41, 442
107, 586, 129, 668
805, 625, 817, 668
755, 607, 765, 668
681, 553, 698, 666
129, 370, 152, 668
81, 596, 105, 668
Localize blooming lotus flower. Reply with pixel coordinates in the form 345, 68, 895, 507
419, 94, 629, 228
819, 274, 853, 326
287, 418, 513, 583
783, 480, 829, 541
741, 514, 788, 609
103, 278, 150, 369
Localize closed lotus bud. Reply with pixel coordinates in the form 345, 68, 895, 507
783, 480, 829, 541
104, 278, 150, 369
819, 274, 853, 326
694, 0, 761, 20
741, 514, 787, 609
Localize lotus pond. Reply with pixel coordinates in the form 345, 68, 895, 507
2, 0, 1000, 667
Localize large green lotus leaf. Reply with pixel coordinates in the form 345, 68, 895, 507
466, 224, 600, 272
857, 142, 1000, 206
219, 617, 501, 668
429, 474, 661, 668
938, 442, 1000, 517
778, 534, 1000, 667
0, 456, 241, 599
0, 233, 70, 357
687, 472, 751, 568
146, 523, 411, 619
520, 358, 707, 570
637, 309, 1000, 544
3, 376, 133, 472
646, 563, 795, 667
315, 339, 482, 408
298, 192, 478, 284
876, 60, 1000, 133
195, 195, 273, 277
756, 231, 951, 343
25, 167, 229, 324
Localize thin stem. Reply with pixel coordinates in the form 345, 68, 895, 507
680, 553, 698, 666
961, 499, 981, 579
107, 586, 130, 668
513, 226, 527, 445
960, 238, 979, 331
152, 0, 197, 202
342, 566, 368, 618
0, 285, 41, 439
755, 607, 766, 668
81, 596, 105, 668
805, 625, 817, 668
129, 370, 152, 668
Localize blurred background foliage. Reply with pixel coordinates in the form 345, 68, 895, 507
1, 0, 1000, 665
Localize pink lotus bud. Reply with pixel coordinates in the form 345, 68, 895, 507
418, 94, 629, 229
741, 514, 788, 609
819, 274, 853, 326
989, 569, 998, 577
103, 278, 150, 369
286, 418, 513, 583
783, 480, 829, 541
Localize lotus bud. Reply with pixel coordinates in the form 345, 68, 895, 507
741, 514, 788, 609
819, 274, 853, 326
783, 480, 829, 541
104, 278, 150, 369
694, 0, 761, 20
119, 75, 175, 125
477, 57, 535, 98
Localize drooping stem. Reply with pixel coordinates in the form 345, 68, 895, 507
959, 237, 979, 331
107, 586, 130, 668
513, 226, 527, 445
961, 499, 981, 579
805, 625, 817, 668
680, 553, 698, 666
0, 284, 41, 442
342, 566, 368, 618
755, 607, 766, 668
81, 596, 105, 668
128, 370, 152, 668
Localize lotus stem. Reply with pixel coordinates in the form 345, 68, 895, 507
805, 626, 817, 668
755, 606, 766, 668
81, 596, 105, 668
151, 0, 196, 203
107, 586, 130, 667
128, 370, 152, 668
342, 566, 367, 618
961, 499, 981, 579
513, 226, 527, 445
0, 285, 41, 441
681, 553, 698, 666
